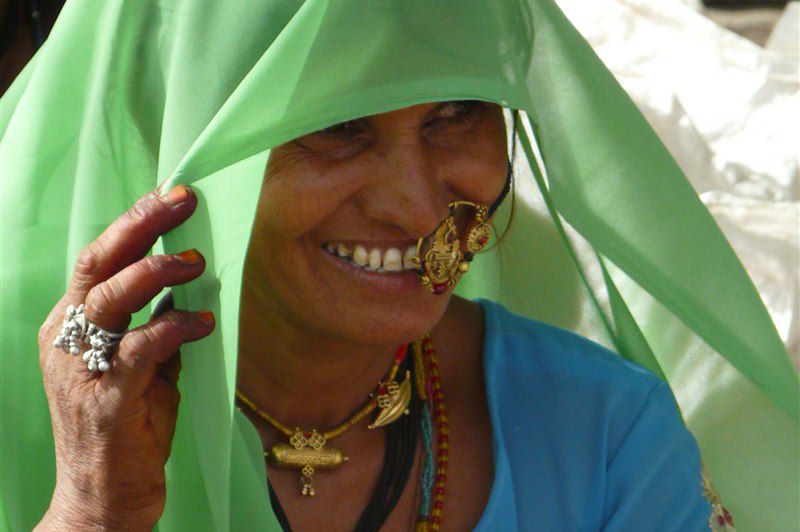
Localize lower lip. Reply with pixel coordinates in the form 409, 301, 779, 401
319, 248, 425, 293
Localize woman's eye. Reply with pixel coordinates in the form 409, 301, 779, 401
427, 101, 484, 128
319, 121, 362, 137
294, 120, 367, 155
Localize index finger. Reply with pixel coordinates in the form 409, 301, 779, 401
67, 184, 197, 302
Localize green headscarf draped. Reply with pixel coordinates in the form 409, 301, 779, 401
2, 1, 797, 530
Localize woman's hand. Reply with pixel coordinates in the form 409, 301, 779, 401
34, 185, 214, 531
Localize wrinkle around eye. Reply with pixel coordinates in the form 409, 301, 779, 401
292, 132, 370, 160
264, 145, 322, 181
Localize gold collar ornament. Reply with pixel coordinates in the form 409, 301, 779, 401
235, 346, 412, 497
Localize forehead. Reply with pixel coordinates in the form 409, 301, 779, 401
328, 100, 503, 127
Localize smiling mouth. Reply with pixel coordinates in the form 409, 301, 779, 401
322, 242, 419, 274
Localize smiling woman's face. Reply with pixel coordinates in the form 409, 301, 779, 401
245, 101, 509, 345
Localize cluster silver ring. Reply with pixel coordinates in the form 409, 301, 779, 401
53, 304, 127, 372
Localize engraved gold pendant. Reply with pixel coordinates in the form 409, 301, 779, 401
266, 430, 348, 497
369, 370, 412, 429
411, 201, 491, 295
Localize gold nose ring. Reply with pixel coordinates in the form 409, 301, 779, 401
409, 161, 512, 295
410, 200, 491, 295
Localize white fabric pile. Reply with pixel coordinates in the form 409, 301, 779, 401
556, 0, 799, 368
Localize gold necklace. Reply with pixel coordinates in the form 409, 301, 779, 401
235, 344, 413, 497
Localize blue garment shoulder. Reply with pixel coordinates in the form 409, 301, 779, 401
473, 299, 712, 531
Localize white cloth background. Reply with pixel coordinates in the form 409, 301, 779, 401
556, 0, 799, 369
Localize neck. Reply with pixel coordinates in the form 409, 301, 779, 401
236, 277, 402, 435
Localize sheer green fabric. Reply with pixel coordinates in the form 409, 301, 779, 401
2, 1, 797, 530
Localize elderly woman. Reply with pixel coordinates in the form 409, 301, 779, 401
32, 103, 709, 531
4, 1, 797, 531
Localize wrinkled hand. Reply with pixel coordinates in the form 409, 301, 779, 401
35, 185, 214, 531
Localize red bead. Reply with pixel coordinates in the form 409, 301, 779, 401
439, 435, 448, 443
433, 397, 443, 405
430, 517, 441, 524
432, 283, 448, 295
723, 509, 734, 525
435, 487, 445, 495
436, 474, 446, 482
430, 375, 440, 384
434, 501, 444, 509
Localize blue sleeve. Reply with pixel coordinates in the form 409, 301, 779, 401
602, 381, 712, 531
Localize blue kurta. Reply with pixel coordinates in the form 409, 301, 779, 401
473, 299, 712, 530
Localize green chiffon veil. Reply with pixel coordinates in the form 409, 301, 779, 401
2, 1, 797, 530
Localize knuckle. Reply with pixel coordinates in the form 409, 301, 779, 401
126, 193, 158, 225
139, 254, 171, 276
122, 331, 157, 371
163, 309, 190, 329
125, 349, 151, 373
84, 282, 118, 322
72, 245, 103, 289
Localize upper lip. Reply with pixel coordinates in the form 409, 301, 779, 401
322, 239, 418, 248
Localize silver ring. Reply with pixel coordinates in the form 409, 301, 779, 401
53, 304, 127, 372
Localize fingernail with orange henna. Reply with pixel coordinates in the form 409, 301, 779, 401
161, 184, 192, 205
197, 310, 215, 326
177, 249, 203, 264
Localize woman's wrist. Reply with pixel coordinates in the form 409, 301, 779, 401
35, 484, 156, 532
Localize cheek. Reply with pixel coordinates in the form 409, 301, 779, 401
257, 169, 359, 240
438, 122, 508, 203
446, 147, 507, 204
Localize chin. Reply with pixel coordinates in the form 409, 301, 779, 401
335, 294, 450, 346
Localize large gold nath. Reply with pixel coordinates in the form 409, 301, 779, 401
411, 201, 491, 295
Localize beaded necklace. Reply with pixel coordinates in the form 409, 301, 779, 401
414, 335, 449, 531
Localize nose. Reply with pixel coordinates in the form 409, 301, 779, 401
359, 143, 451, 239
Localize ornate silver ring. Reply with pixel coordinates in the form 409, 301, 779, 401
52, 304, 127, 372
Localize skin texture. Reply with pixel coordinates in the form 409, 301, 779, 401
35, 101, 508, 531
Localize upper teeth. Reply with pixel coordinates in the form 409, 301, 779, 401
325, 242, 418, 273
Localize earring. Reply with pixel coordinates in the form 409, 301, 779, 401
411, 201, 491, 295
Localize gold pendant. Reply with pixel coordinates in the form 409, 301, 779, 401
266, 430, 348, 497
369, 370, 412, 429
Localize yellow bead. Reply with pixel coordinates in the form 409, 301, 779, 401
431, 508, 442, 518
458, 261, 469, 273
